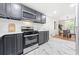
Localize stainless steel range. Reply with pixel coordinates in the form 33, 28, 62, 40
21, 26, 39, 54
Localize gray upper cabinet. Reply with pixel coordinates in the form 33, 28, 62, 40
22, 4, 36, 15
21, 4, 46, 24
0, 3, 6, 17
35, 12, 46, 24
35, 12, 42, 23
0, 3, 46, 24
41, 14, 46, 24
11, 4, 22, 20
6, 3, 11, 18
6, 3, 22, 20
21, 4, 36, 20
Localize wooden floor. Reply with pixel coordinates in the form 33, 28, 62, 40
53, 35, 76, 41
26, 38, 75, 55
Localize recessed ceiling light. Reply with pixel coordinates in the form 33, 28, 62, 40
53, 11, 57, 14
69, 4, 76, 8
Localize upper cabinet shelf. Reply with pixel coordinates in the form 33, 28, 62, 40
0, 3, 46, 24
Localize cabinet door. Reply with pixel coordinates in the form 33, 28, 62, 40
41, 14, 46, 24
46, 31, 49, 41
35, 12, 46, 24
6, 3, 11, 18
11, 4, 22, 20
44, 31, 49, 43
16, 33, 23, 54
6, 3, 22, 19
10, 34, 17, 55
4, 34, 16, 55
35, 12, 41, 23
0, 3, 6, 17
38, 31, 45, 45
0, 37, 3, 55
38, 31, 49, 45
4, 35, 11, 55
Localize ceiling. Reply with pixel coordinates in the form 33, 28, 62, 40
23, 3, 76, 19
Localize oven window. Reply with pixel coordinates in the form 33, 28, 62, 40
24, 35, 38, 45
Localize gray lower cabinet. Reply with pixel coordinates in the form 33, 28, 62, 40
0, 37, 3, 55
0, 3, 6, 17
44, 31, 49, 43
6, 3, 22, 20
16, 33, 23, 54
38, 31, 44, 45
3, 33, 23, 55
3, 34, 16, 55
38, 31, 49, 45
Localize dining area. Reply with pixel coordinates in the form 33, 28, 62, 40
58, 29, 75, 41
53, 19, 76, 41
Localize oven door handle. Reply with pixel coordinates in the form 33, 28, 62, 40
24, 34, 38, 37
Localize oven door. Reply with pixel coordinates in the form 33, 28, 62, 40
23, 34, 38, 48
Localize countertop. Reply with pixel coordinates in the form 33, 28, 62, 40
0, 30, 49, 37
0, 32, 23, 37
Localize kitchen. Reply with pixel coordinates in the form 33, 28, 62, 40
0, 3, 49, 55
0, 3, 76, 55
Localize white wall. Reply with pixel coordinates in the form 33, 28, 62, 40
0, 18, 23, 34
0, 16, 56, 36
32, 16, 55, 35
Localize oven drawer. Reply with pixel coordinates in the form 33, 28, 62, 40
23, 44, 38, 54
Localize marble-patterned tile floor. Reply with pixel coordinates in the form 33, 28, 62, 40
26, 38, 76, 55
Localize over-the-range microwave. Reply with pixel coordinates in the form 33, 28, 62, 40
22, 10, 36, 19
